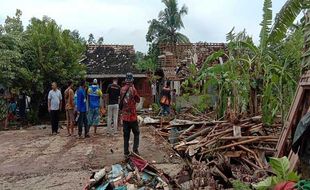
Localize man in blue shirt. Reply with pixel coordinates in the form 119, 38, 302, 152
87, 79, 102, 134
77, 80, 89, 138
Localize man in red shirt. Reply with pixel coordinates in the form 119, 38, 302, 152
120, 73, 140, 157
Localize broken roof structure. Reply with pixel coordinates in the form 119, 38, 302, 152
82, 44, 146, 78
158, 43, 227, 80
81, 44, 152, 108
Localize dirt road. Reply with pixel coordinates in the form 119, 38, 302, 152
0, 125, 183, 190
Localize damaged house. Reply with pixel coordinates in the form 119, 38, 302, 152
82, 44, 152, 108
158, 43, 227, 95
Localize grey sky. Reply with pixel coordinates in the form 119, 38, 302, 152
0, 0, 287, 52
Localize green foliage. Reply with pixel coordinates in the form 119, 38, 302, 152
26, 109, 40, 124
87, 33, 104, 45
232, 180, 251, 190
194, 95, 210, 113
193, 30, 253, 118
135, 57, 157, 72
269, 0, 309, 43
146, 0, 190, 48
3, 9, 23, 35
152, 103, 161, 114
260, 0, 272, 50
190, 0, 305, 123
302, 10, 310, 71
135, 51, 144, 62
0, 9, 23, 87
145, 0, 190, 66
97, 37, 104, 45
182, 63, 201, 95
87, 33, 95, 45
253, 157, 300, 190
0, 10, 86, 123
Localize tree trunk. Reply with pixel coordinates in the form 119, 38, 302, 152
249, 87, 257, 116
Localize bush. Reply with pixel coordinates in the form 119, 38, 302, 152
26, 109, 40, 125
152, 103, 161, 114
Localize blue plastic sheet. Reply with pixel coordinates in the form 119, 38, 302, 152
96, 183, 109, 190
111, 164, 123, 178
141, 172, 152, 181
114, 186, 127, 190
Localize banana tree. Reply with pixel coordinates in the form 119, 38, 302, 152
195, 30, 253, 119
241, 0, 308, 123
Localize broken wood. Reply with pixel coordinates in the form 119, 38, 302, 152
184, 125, 213, 142
202, 137, 261, 154
233, 125, 241, 137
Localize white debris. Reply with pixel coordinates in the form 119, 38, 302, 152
143, 117, 160, 124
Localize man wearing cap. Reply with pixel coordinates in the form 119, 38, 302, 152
120, 73, 141, 157
88, 79, 103, 134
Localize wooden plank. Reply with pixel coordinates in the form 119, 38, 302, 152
184, 125, 213, 142
224, 150, 245, 158
220, 136, 278, 140
233, 125, 241, 137
275, 85, 305, 157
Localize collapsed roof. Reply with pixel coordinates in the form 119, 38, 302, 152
82, 45, 145, 78
158, 43, 227, 80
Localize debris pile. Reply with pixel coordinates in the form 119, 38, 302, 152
84, 154, 179, 190
151, 116, 282, 188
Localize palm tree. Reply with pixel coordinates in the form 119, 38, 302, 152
146, 0, 190, 44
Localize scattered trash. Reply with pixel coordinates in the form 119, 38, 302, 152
84, 153, 180, 190
142, 117, 160, 125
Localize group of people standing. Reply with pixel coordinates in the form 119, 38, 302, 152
0, 89, 30, 128
47, 73, 141, 156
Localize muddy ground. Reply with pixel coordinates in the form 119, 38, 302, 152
0, 125, 184, 190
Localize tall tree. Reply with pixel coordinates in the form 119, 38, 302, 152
0, 11, 86, 123
0, 9, 23, 88
146, 0, 190, 44
3, 9, 23, 35
87, 33, 95, 45
97, 36, 104, 45
22, 16, 86, 122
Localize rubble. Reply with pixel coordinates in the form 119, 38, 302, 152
150, 115, 282, 188
84, 153, 180, 190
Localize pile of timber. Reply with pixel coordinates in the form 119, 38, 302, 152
154, 116, 282, 188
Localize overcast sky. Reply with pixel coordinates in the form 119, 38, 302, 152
0, 0, 287, 52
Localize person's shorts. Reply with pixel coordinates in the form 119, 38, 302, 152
7, 112, 15, 121
88, 108, 100, 126
66, 109, 75, 123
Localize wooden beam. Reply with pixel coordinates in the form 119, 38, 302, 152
202, 137, 260, 154
275, 85, 305, 157
288, 150, 299, 172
